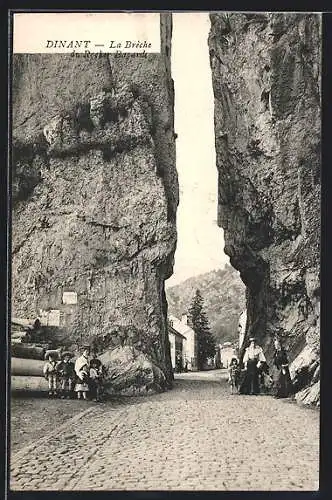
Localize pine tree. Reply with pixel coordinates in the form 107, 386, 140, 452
188, 289, 216, 370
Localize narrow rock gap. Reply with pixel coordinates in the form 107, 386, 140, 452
166, 13, 246, 373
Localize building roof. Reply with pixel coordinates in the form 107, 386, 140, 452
168, 324, 186, 340
168, 314, 195, 338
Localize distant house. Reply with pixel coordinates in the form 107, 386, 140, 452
219, 342, 237, 368
168, 314, 198, 371
168, 320, 186, 371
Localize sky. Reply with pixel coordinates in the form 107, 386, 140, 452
166, 13, 229, 288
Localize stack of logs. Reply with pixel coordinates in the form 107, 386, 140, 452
11, 318, 55, 392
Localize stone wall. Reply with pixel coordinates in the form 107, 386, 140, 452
208, 13, 321, 403
12, 14, 178, 392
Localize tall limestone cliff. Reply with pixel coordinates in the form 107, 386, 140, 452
12, 14, 178, 393
208, 13, 321, 404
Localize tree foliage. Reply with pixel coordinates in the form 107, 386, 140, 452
189, 289, 216, 370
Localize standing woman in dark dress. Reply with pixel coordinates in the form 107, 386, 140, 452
272, 337, 294, 398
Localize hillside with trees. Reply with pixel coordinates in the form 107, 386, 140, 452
189, 290, 216, 369
166, 264, 246, 344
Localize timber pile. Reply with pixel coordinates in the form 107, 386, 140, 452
11, 354, 47, 392
12, 376, 49, 392
11, 317, 59, 346
11, 318, 43, 346
11, 357, 45, 377
11, 317, 64, 392
11, 358, 47, 391
11, 318, 35, 344
11, 349, 63, 392
11, 333, 31, 344
11, 351, 64, 392
11, 344, 46, 360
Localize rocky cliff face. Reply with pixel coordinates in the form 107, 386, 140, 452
208, 13, 321, 404
12, 14, 178, 392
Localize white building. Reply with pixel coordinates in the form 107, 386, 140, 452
219, 342, 237, 368
168, 314, 197, 371
168, 325, 186, 370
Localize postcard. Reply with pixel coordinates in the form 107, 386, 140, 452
9, 11, 320, 492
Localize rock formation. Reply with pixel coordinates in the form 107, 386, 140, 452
208, 13, 321, 404
12, 14, 178, 392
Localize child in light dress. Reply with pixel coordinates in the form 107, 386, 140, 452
75, 363, 89, 400
57, 351, 75, 399
74, 346, 90, 400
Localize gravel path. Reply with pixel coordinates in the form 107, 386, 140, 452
10, 371, 319, 491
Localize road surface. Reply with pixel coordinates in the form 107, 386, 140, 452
10, 370, 319, 491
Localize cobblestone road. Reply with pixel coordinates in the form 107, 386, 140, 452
10, 371, 319, 491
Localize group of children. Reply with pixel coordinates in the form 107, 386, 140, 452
43, 346, 105, 402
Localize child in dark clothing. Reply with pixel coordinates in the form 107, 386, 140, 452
57, 352, 75, 399
89, 352, 104, 402
272, 338, 294, 398
258, 361, 273, 393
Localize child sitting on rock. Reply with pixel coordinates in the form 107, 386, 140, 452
43, 352, 59, 398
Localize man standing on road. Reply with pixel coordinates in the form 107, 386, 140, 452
241, 336, 266, 395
